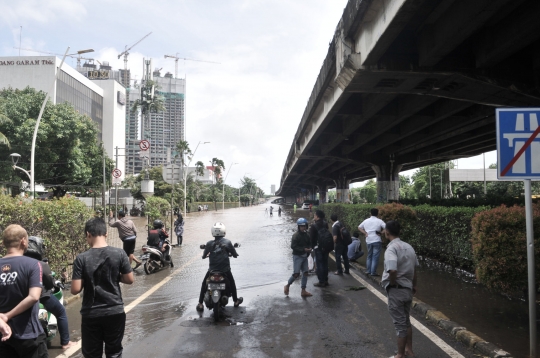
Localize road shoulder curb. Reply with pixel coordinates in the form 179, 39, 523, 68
331, 255, 513, 357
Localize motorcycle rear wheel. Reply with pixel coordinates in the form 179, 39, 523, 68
213, 303, 220, 322
144, 261, 158, 275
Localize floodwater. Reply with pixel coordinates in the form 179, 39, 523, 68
47, 201, 532, 357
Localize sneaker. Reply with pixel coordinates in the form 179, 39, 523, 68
344, 271, 350, 274
364, 270, 370, 275
371, 273, 380, 277
313, 282, 325, 287
334, 271, 343, 275
323, 281, 329, 287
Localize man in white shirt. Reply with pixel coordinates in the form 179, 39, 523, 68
358, 208, 386, 276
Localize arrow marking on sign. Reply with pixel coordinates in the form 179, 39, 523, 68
501, 125, 540, 176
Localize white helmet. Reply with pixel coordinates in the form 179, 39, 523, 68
211, 222, 226, 237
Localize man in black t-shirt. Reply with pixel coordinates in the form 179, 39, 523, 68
331, 214, 350, 275
0, 224, 47, 358
72, 217, 134, 358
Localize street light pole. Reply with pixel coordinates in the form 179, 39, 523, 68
183, 141, 209, 217
222, 162, 238, 211
30, 47, 93, 199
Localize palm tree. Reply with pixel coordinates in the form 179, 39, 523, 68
0, 112, 11, 148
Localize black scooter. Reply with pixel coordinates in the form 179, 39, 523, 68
140, 238, 174, 274
199, 243, 240, 321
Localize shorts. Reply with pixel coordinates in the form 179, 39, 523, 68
123, 239, 136, 255
387, 287, 413, 337
292, 254, 309, 274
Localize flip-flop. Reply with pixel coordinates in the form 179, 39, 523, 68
234, 297, 243, 307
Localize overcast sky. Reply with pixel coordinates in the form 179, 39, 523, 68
0, 0, 494, 192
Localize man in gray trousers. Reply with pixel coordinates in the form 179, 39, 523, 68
381, 220, 419, 358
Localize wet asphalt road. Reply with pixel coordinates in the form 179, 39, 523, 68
48, 201, 477, 358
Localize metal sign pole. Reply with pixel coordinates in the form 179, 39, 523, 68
524, 179, 537, 358
115, 146, 119, 220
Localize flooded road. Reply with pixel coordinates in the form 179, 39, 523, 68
49, 202, 476, 358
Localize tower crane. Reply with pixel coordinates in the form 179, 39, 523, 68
164, 53, 220, 78
117, 32, 152, 86
13, 47, 95, 68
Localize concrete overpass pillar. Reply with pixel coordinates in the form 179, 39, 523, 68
334, 177, 351, 203
317, 183, 328, 204
372, 163, 403, 202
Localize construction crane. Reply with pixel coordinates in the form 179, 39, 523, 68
164, 53, 220, 78
117, 32, 152, 87
13, 47, 95, 68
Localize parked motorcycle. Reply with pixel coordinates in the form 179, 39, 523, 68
199, 243, 240, 321
38, 274, 64, 348
140, 238, 174, 274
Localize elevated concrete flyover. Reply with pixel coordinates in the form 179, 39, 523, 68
277, 0, 540, 203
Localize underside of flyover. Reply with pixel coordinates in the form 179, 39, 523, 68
277, 0, 540, 203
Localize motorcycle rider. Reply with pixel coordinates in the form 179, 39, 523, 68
147, 220, 170, 256
24, 237, 76, 349
196, 222, 243, 312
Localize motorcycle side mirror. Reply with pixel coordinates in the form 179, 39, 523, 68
234, 243, 240, 248
200, 244, 206, 249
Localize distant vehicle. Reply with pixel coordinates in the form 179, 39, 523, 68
301, 202, 310, 210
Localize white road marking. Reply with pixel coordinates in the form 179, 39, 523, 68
57, 254, 200, 358
342, 261, 465, 358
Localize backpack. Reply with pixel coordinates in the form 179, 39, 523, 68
147, 229, 161, 247
316, 221, 334, 252
340, 225, 352, 246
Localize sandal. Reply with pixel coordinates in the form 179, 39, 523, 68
234, 297, 243, 307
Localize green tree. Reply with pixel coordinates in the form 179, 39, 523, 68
411, 162, 452, 199
0, 87, 113, 197
209, 158, 225, 210
0, 111, 10, 148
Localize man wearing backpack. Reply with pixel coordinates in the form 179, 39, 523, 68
330, 214, 350, 275
309, 210, 333, 287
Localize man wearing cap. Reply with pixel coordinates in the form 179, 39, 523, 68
109, 210, 142, 269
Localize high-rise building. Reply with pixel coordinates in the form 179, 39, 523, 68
271, 185, 276, 195
147, 70, 185, 168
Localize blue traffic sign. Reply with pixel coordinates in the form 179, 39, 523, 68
496, 108, 540, 180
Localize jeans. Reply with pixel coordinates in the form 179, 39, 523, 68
198, 270, 238, 304
334, 244, 349, 273
349, 250, 364, 261
288, 254, 309, 288
81, 313, 126, 358
366, 242, 382, 275
41, 295, 70, 345
315, 248, 329, 283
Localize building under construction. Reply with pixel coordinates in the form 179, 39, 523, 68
78, 60, 186, 174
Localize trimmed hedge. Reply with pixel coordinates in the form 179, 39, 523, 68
0, 195, 93, 273
319, 203, 486, 271
471, 204, 540, 295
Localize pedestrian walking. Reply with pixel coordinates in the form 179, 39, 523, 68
309, 203, 313, 213
174, 212, 184, 246
358, 208, 386, 276
0, 224, 47, 358
284, 218, 313, 297
293, 203, 297, 213
71, 217, 134, 358
109, 210, 142, 269
269, 206, 274, 216
331, 214, 350, 275
382, 220, 418, 358
309, 210, 333, 287
278, 207, 282, 217
348, 232, 364, 262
